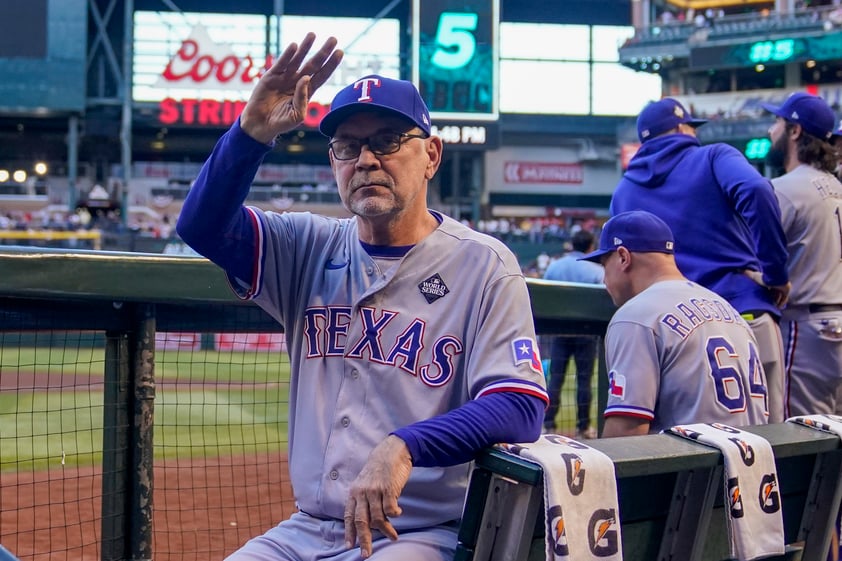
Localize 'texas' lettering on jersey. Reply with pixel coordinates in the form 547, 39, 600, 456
303, 305, 463, 386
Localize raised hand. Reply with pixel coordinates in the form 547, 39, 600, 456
240, 32, 343, 144
344, 435, 413, 559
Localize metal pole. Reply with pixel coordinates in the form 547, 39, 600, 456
274, 0, 284, 52
471, 154, 482, 224
120, 0, 134, 227
450, 152, 461, 219
130, 305, 156, 561
67, 115, 79, 212
101, 329, 131, 561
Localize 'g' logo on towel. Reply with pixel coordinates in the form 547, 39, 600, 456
547, 505, 569, 556
709, 422, 741, 434
562, 453, 586, 495
728, 437, 756, 466
587, 508, 619, 556
801, 417, 832, 431
672, 426, 702, 440
759, 473, 781, 514
729, 477, 745, 519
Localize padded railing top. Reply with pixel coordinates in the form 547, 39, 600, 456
0, 247, 617, 330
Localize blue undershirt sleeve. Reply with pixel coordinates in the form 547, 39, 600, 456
175, 119, 274, 284
391, 392, 544, 467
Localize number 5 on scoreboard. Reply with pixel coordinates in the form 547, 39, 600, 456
431, 12, 478, 70
412, 0, 499, 121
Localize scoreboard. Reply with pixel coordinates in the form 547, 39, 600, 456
412, 0, 499, 122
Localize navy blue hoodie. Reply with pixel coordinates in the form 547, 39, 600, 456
610, 133, 788, 317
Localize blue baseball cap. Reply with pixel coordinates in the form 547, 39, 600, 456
319, 74, 431, 137
579, 210, 675, 263
637, 98, 707, 143
761, 92, 836, 142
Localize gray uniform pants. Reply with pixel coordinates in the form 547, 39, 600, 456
781, 305, 842, 417
747, 313, 786, 423
225, 512, 458, 561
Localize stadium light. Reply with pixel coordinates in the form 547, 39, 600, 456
12, 170, 27, 183
34, 162, 48, 175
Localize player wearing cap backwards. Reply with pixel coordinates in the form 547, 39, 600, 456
176, 33, 548, 561
762, 92, 842, 417
611, 98, 791, 423
580, 210, 770, 437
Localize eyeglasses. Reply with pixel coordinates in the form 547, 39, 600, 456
329, 132, 428, 161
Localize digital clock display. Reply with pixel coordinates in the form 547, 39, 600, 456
690, 32, 842, 69
748, 39, 797, 63
744, 138, 771, 160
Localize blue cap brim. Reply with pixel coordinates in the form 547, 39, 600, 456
577, 248, 613, 263
760, 102, 785, 118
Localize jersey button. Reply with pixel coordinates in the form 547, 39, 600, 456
341, 416, 351, 427
329, 469, 339, 480
351, 370, 360, 379
366, 267, 374, 275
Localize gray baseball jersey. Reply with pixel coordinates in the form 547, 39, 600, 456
228, 208, 548, 530
773, 165, 842, 306
772, 164, 842, 415
605, 279, 769, 433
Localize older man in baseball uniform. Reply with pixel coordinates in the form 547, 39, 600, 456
580, 210, 770, 437
176, 33, 548, 561
762, 92, 842, 417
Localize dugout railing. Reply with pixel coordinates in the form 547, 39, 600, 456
455, 424, 842, 561
0, 246, 614, 560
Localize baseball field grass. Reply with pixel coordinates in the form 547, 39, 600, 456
2, 346, 592, 473
0, 347, 291, 472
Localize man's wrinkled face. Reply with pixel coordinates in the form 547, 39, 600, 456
329, 111, 434, 220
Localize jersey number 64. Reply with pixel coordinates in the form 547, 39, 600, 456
706, 336, 767, 415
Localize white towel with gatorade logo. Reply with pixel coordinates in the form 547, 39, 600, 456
497, 434, 622, 561
787, 413, 842, 438
667, 423, 784, 561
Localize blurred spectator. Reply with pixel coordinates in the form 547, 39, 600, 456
542, 230, 605, 439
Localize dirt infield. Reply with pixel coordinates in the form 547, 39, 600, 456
1, 453, 296, 561
0, 372, 281, 392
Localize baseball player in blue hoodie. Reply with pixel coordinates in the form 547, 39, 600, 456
611, 98, 791, 422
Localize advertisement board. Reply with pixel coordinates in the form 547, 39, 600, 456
133, 11, 401, 128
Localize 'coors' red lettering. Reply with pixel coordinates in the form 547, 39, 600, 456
162, 38, 274, 85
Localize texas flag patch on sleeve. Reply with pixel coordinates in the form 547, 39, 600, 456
512, 337, 543, 375
609, 370, 626, 400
